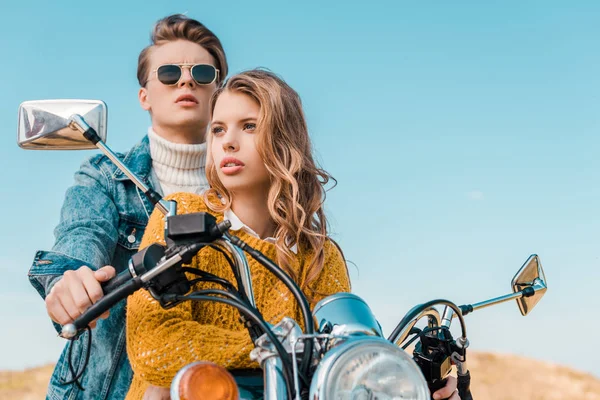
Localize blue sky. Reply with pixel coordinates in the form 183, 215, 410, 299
1, 1, 599, 377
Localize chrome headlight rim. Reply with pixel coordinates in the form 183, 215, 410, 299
309, 336, 430, 400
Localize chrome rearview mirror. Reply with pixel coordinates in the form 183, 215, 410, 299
452, 254, 548, 318
389, 254, 549, 345
16, 98, 170, 216
512, 254, 547, 316
17, 99, 107, 150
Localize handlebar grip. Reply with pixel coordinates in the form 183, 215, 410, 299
101, 269, 133, 295
101, 244, 166, 296
61, 277, 143, 338
458, 371, 473, 400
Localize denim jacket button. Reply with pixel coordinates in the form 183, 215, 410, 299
127, 235, 136, 244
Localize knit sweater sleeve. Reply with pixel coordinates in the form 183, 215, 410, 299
126, 288, 253, 387
126, 193, 253, 388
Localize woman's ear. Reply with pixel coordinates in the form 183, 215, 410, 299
139, 87, 151, 111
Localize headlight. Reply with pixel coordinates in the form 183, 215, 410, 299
310, 337, 429, 400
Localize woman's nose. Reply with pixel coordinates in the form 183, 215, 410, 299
222, 134, 239, 152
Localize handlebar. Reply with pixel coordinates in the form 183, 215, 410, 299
61, 277, 143, 338
101, 268, 133, 294
61, 243, 172, 338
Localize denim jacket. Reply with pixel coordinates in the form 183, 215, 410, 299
28, 135, 161, 400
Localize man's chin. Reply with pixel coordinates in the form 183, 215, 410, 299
165, 118, 209, 133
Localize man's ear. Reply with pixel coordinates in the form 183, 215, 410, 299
139, 87, 151, 111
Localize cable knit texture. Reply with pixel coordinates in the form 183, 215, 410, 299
147, 128, 209, 195
125, 192, 350, 399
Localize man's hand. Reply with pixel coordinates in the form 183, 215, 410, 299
433, 376, 460, 400
45, 265, 116, 328
143, 385, 170, 400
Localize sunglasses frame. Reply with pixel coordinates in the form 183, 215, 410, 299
149, 63, 220, 86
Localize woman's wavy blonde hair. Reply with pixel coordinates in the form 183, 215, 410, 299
204, 69, 335, 300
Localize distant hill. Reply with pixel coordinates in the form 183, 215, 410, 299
1, 352, 598, 399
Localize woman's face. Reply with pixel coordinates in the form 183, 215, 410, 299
209, 90, 271, 195
139, 39, 217, 143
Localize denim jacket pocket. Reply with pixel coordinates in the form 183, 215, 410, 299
116, 217, 145, 251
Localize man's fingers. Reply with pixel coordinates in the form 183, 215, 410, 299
45, 266, 115, 328
433, 376, 458, 400
80, 268, 104, 304
46, 293, 72, 325
69, 271, 96, 314
56, 291, 81, 322
143, 385, 171, 400
95, 265, 116, 282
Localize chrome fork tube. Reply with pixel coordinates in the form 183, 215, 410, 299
263, 357, 288, 400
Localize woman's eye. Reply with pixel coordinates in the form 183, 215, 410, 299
212, 126, 224, 135
244, 123, 256, 132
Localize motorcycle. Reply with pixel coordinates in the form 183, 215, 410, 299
18, 99, 548, 400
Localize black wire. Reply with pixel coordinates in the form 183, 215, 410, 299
388, 299, 468, 343
60, 326, 92, 390
180, 235, 313, 387
65, 336, 83, 391
181, 267, 240, 294
186, 277, 237, 293
401, 326, 449, 350
225, 233, 315, 383
209, 244, 250, 304
186, 288, 250, 310
170, 242, 240, 293
169, 292, 299, 400
182, 259, 263, 342
209, 244, 236, 272
178, 290, 304, 386
182, 289, 265, 343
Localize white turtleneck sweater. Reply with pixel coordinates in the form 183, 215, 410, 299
147, 128, 209, 196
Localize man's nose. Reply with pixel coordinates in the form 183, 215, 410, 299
178, 66, 196, 88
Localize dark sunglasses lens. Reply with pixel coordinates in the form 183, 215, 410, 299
157, 65, 182, 85
191, 65, 217, 84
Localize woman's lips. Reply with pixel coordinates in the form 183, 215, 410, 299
221, 165, 244, 175
220, 157, 245, 175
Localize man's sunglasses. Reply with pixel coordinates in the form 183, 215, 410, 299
150, 63, 219, 86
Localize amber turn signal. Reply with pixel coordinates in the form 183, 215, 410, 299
171, 361, 240, 400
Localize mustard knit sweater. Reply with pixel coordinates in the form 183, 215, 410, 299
125, 192, 351, 399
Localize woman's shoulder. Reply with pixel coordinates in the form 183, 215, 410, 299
296, 237, 344, 261
323, 237, 345, 260
304, 237, 351, 299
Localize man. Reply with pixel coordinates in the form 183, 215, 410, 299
28, 14, 227, 399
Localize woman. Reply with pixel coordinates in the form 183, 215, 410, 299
125, 69, 351, 399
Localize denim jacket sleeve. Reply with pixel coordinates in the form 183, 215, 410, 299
28, 155, 119, 305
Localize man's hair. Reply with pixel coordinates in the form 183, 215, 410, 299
137, 14, 228, 87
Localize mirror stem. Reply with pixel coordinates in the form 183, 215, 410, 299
459, 286, 538, 317
68, 114, 170, 216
